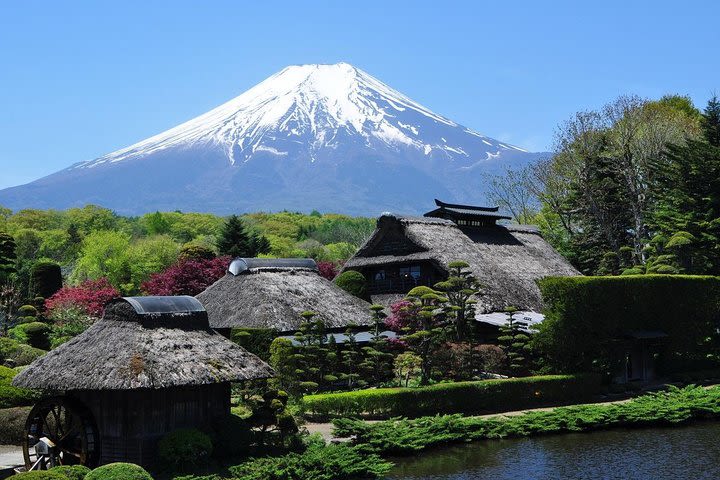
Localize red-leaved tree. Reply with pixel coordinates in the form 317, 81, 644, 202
316, 261, 339, 281
45, 278, 120, 318
141, 256, 230, 296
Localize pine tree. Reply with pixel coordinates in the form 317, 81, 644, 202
702, 95, 720, 147
497, 307, 531, 376
434, 260, 481, 341
0, 233, 17, 284
216, 215, 253, 257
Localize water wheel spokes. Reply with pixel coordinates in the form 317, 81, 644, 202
23, 397, 99, 470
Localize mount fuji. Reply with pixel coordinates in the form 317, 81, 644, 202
0, 63, 543, 215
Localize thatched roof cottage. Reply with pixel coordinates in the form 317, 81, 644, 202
343, 199, 580, 314
13, 296, 272, 467
197, 258, 372, 334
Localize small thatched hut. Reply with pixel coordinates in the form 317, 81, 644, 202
343, 204, 579, 314
13, 296, 272, 468
197, 258, 372, 334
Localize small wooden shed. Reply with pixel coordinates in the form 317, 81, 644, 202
12, 296, 273, 469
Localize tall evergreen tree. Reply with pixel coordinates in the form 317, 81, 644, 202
0, 233, 17, 284
216, 215, 270, 258
702, 95, 720, 147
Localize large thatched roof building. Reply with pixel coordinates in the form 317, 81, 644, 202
343, 201, 579, 314
13, 296, 272, 467
197, 258, 372, 333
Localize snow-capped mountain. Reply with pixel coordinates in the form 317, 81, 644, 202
0, 63, 543, 215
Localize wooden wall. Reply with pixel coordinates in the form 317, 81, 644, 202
72, 383, 230, 466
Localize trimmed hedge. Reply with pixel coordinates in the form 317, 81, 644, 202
158, 428, 213, 470
85, 463, 153, 480
0, 365, 41, 408
302, 374, 600, 418
334, 270, 367, 300
0, 406, 31, 444
535, 275, 720, 374
0, 337, 45, 366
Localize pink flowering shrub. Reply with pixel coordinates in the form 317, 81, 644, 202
45, 278, 120, 318
141, 256, 230, 296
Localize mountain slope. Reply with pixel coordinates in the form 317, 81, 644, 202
0, 63, 543, 215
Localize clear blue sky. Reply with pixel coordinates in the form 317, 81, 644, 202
1, 0, 718, 189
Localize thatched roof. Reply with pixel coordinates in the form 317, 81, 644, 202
13, 296, 273, 391
197, 258, 372, 332
344, 214, 580, 313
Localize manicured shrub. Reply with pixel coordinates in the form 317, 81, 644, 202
0, 406, 31, 444
50, 465, 92, 480
210, 414, 253, 458
158, 428, 213, 470
0, 365, 41, 407
334, 270, 367, 299
85, 463, 153, 480
302, 374, 600, 418
17, 305, 38, 318
7, 471, 68, 480
535, 275, 720, 374
31, 261, 63, 299
10, 322, 51, 350
0, 337, 45, 366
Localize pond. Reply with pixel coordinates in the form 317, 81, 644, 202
386, 422, 720, 480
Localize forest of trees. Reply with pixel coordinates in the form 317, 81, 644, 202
487, 94, 720, 276
0, 208, 375, 300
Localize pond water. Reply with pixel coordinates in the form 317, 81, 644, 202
386, 422, 720, 480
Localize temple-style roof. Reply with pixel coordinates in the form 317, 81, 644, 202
197, 258, 372, 332
343, 214, 580, 313
424, 198, 511, 224
13, 296, 273, 390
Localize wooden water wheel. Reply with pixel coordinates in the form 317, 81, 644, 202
23, 397, 99, 470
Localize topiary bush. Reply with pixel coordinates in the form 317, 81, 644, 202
0, 337, 45, 367
7, 471, 68, 480
158, 428, 213, 470
210, 414, 253, 458
333, 270, 368, 299
85, 463, 153, 480
0, 406, 32, 444
17, 305, 38, 318
10, 322, 51, 350
49, 465, 92, 480
0, 365, 41, 408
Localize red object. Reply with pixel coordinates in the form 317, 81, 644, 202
45, 278, 120, 317
141, 256, 230, 296
317, 261, 339, 281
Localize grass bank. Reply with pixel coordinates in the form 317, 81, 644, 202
332, 385, 720, 456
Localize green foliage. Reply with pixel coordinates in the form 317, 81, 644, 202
227, 441, 392, 480
31, 260, 63, 299
269, 337, 297, 393
497, 307, 531, 375
0, 365, 41, 407
333, 386, 720, 457
49, 466, 92, 480
333, 270, 367, 299
158, 428, 213, 470
0, 406, 31, 444
0, 337, 45, 366
210, 414, 253, 458
0, 232, 17, 282
216, 215, 270, 259
302, 374, 599, 418
7, 471, 69, 480
10, 321, 51, 350
17, 305, 38, 317
231, 328, 278, 362
535, 275, 720, 374
85, 463, 153, 480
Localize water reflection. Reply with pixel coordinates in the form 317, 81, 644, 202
387, 422, 720, 479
